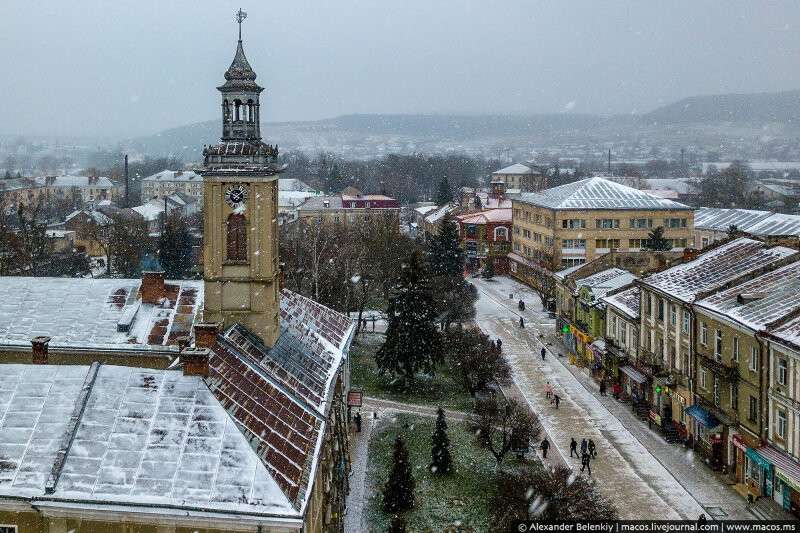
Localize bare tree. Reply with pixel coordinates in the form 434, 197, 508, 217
475, 396, 540, 465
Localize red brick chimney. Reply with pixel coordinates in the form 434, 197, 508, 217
141, 271, 165, 304
683, 248, 700, 262
193, 322, 221, 349
180, 347, 210, 377
32, 336, 51, 364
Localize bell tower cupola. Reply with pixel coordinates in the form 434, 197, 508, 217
219, 9, 262, 142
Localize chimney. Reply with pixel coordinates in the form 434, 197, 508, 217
193, 322, 221, 349
32, 336, 51, 364
683, 248, 700, 262
180, 347, 210, 377
124, 154, 129, 208
141, 271, 166, 304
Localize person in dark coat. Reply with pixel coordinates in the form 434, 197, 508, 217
540, 438, 550, 459
581, 451, 592, 476
354, 412, 362, 432
553, 394, 560, 409
569, 438, 578, 457
588, 438, 596, 458
519, 316, 525, 328
496, 338, 502, 350
541, 347, 546, 360
599, 380, 607, 396
580, 438, 588, 456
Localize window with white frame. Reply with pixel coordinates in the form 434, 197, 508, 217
778, 358, 788, 385
749, 347, 758, 372
732, 336, 739, 363
682, 311, 690, 333
0, 527, 18, 533
714, 329, 723, 360
748, 396, 757, 421
700, 323, 708, 345
778, 409, 787, 438
494, 227, 508, 240
595, 218, 620, 229
699, 367, 707, 389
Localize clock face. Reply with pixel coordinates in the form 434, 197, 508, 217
225, 184, 248, 208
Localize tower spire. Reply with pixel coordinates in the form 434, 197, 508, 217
236, 8, 247, 41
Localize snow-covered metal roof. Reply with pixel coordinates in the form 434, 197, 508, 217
693, 207, 773, 232
575, 268, 638, 301
0, 278, 202, 352
515, 177, 691, 211
456, 208, 512, 224
493, 163, 534, 175
639, 238, 798, 303
142, 170, 202, 182
277, 178, 316, 192
603, 286, 641, 320
696, 259, 800, 330
770, 316, 800, 352
746, 213, 800, 237
424, 204, 457, 224
414, 205, 438, 216
52, 364, 296, 515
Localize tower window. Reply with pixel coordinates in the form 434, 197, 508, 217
226, 214, 248, 262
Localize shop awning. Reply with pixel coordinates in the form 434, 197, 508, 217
619, 365, 647, 384
685, 404, 721, 429
753, 445, 800, 491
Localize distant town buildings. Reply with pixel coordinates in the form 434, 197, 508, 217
0, 175, 116, 212
141, 169, 203, 200
297, 193, 400, 227
491, 162, 547, 192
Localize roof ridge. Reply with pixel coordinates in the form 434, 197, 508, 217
44, 362, 102, 494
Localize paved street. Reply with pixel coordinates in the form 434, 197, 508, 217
470, 275, 791, 521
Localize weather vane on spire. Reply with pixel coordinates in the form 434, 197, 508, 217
236, 8, 247, 41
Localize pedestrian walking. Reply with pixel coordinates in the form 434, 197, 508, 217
519, 316, 525, 328
496, 338, 502, 350
581, 451, 592, 476
580, 438, 588, 456
569, 438, 578, 457
588, 439, 596, 458
519, 300, 525, 311
599, 381, 606, 396
544, 381, 553, 399
354, 412, 362, 432
540, 347, 546, 360
553, 394, 560, 409
540, 438, 550, 459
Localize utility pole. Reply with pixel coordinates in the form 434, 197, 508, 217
124, 154, 129, 207
607, 149, 612, 175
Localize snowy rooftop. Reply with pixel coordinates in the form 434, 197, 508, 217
770, 316, 800, 352
694, 207, 773, 232
414, 205, 438, 216
0, 277, 202, 352
746, 213, 800, 237
456, 208, 512, 224
424, 204, 457, 224
142, 170, 202, 183
279, 190, 319, 208
602, 286, 641, 320
575, 268, 638, 300
695, 259, 800, 331
515, 177, 691, 211
0, 289, 354, 519
640, 238, 798, 303
298, 195, 343, 210
46, 176, 115, 188
65, 209, 112, 226
493, 163, 536, 175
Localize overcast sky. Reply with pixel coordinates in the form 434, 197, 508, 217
2, 1, 800, 138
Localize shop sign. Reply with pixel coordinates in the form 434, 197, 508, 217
649, 410, 662, 425
745, 448, 773, 472
732, 434, 747, 452
776, 470, 800, 493
347, 390, 363, 407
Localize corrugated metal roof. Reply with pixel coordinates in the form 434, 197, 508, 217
603, 286, 641, 320
515, 177, 691, 210
694, 208, 772, 232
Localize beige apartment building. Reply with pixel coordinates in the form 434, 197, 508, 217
297, 194, 401, 229
491, 163, 547, 192
511, 177, 694, 270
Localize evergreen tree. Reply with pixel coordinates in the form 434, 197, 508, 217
376, 251, 442, 384
427, 213, 464, 279
436, 175, 451, 205
158, 213, 193, 279
482, 258, 495, 279
3, 170, 10, 179
430, 407, 452, 475
644, 226, 671, 251
383, 435, 415, 513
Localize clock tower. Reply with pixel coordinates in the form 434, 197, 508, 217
201, 10, 284, 347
